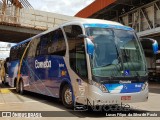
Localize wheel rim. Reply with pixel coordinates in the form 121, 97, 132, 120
64, 87, 72, 105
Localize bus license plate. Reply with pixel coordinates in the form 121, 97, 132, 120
121, 96, 131, 100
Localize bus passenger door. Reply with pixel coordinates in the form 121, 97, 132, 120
64, 25, 88, 104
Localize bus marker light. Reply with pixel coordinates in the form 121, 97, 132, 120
61, 71, 66, 76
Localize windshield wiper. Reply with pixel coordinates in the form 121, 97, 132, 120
101, 63, 113, 67
113, 36, 124, 71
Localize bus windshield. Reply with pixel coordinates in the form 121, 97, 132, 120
85, 27, 147, 78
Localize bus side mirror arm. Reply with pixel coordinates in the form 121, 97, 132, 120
85, 38, 94, 55
77, 34, 87, 39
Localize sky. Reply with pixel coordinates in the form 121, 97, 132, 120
27, 0, 95, 16
0, 42, 15, 59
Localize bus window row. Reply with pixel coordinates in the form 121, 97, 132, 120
10, 28, 66, 61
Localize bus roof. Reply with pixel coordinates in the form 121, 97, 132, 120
61, 18, 123, 27
61, 18, 133, 31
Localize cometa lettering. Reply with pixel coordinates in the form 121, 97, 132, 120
35, 59, 51, 69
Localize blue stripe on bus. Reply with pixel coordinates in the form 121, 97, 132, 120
84, 24, 133, 31
104, 83, 143, 93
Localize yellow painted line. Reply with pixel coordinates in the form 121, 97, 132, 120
0, 89, 11, 94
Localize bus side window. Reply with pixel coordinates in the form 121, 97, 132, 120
48, 29, 66, 56
10, 46, 19, 61
27, 38, 40, 58
36, 28, 66, 56
64, 25, 88, 79
39, 34, 50, 55
19, 42, 29, 59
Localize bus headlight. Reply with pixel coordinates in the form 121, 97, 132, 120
141, 82, 148, 91
92, 81, 109, 93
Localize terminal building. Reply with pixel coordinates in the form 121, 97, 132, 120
75, 0, 160, 40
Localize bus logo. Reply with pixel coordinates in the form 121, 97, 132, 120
35, 59, 51, 69
119, 80, 131, 84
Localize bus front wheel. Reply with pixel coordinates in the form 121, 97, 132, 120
61, 84, 73, 108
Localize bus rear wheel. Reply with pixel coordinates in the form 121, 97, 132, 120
61, 84, 73, 108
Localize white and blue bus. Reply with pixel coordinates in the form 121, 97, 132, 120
8, 19, 150, 108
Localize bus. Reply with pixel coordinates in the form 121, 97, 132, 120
8, 18, 150, 108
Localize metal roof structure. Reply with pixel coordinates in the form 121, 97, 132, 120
0, 0, 33, 9
75, 0, 154, 20
20, 0, 33, 8
75, 0, 160, 39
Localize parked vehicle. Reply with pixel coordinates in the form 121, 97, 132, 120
4, 57, 10, 85
0, 60, 6, 84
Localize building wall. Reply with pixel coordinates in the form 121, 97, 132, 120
19, 9, 75, 30
1, 7, 75, 30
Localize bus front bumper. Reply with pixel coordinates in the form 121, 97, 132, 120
75, 85, 148, 106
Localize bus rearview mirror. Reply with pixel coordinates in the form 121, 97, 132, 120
140, 38, 159, 55
152, 40, 159, 54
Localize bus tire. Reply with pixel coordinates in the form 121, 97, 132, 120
1, 77, 5, 84
15, 79, 19, 93
19, 80, 24, 95
61, 84, 73, 108
3, 76, 7, 85
2, 80, 4, 84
